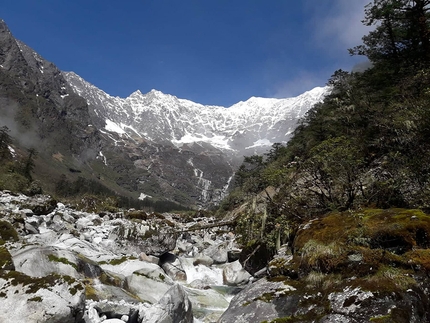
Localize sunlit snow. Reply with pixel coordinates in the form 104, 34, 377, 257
8, 146, 16, 157
105, 119, 125, 134
63, 71, 329, 153
138, 193, 152, 200
172, 133, 232, 150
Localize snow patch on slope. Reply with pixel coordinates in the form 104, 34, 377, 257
105, 119, 125, 134
63, 71, 329, 155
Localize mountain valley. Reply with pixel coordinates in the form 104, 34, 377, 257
0, 19, 327, 209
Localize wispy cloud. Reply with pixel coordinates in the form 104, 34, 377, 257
307, 0, 372, 54
270, 71, 329, 98
270, 1, 373, 97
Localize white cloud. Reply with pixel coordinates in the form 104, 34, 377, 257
268, 1, 374, 98
307, 0, 372, 53
269, 71, 329, 98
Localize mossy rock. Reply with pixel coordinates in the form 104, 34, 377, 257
362, 209, 430, 252
125, 210, 148, 220
85, 284, 100, 301
0, 246, 14, 270
23, 198, 57, 215
99, 271, 124, 287
0, 220, 19, 243
294, 209, 430, 253
0, 271, 84, 295
47, 254, 78, 270
286, 208, 430, 293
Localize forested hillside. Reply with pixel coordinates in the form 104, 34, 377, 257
223, 0, 430, 249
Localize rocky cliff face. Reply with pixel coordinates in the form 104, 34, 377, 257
0, 19, 102, 160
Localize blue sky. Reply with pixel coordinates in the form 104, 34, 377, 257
3, 0, 371, 106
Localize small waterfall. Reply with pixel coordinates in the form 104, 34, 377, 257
193, 168, 212, 203
179, 257, 223, 285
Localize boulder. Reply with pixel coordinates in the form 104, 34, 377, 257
227, 249, 241, 262
218, 278, 297, 323
203, 242, 228, 264
11, 245, 80, 279
125, 264, 174, 303
140, 228, 179, 257
222, 260, 251, 286
100, 259, 153, 278
239, 241, 274, 275
24, 222, 39, 234
160, 252, 187, 281
176, 238, 193, 254
140, 284, 193, 323
22, 195, 57, 215
0, 271, 85, 323
192, 254, 214, 267
139, 252, 160, 265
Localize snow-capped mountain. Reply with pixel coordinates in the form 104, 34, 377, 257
64, 71, 328, 156
0, 18, 328, 209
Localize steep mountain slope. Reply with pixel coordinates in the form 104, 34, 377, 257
0, 19, 102, 169
0, 18, 327, 209
64, 71, 327, 156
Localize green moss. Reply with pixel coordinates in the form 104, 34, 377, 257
99, 255, 137, 266
0, 220, 19, 242
158, 273, 166, 281
85, 284, 99, 301
0, 271, 82, 295
0, 246, 14, 270
370, 315, 393, 322
28, 296, 43, 302
250, 292, 275, 303
99, 272, 123, 287
366, 266, 416, 291
0, 172, 30, 193
269, 318, 294, 323
143, 228, 158, 239
300, 239, 345, 272
404, 249, 430, 271
47, 254, 78, 270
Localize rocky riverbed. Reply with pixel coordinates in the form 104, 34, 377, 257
0, 191, 249, 323
2, 191, 430, 323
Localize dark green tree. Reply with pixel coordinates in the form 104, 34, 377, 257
350, 0, 430, 70
22, 148, 37, 181
235, 155, 267, 194
0, 126, 12, 161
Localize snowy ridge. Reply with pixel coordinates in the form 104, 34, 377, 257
63, 71, 329, 154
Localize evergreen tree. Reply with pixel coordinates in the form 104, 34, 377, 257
0, 126, 12, 161
350, 0, 430, 71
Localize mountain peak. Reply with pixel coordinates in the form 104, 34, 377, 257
130, 89, 143, 97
